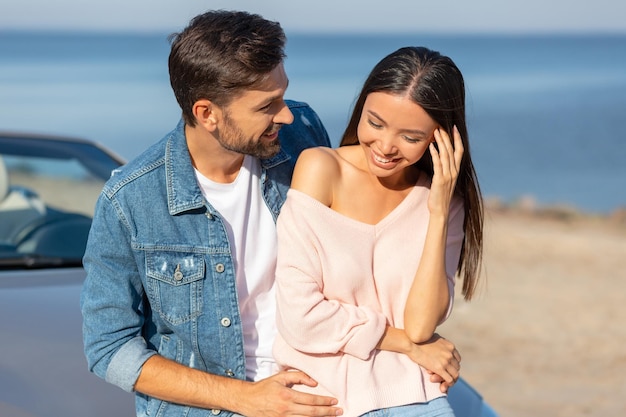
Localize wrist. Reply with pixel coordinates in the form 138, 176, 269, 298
225, 379, 254, 416
377, 326, 413, 354
428, 210, 449, 224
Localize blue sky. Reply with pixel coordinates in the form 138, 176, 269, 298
2, 0, 626, 34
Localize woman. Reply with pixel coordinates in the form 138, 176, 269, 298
273, 46, 483, 417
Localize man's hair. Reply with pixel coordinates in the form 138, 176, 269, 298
168, 10, 286, 126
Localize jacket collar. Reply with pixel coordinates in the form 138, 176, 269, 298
165, 120, 290, 215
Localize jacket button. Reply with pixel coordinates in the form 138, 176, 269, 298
225, 369, 235, 377
220, 317, 231, 327
173, 264, 183, 281
215, 263, 225, 273
211, 409, 220, 415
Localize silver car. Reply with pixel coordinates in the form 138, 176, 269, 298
0, 132, 497, 417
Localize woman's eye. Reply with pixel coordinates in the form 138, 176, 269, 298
403, 136, 420, 143
368, 120, 382, 129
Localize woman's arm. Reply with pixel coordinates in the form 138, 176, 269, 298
403, 127, 465, 343
276, 148, 388, 360
376, 326, 461, 392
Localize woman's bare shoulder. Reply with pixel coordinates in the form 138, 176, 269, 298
291, 147, 341, 206
335, 144, 362, 167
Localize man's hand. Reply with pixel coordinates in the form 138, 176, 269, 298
236, 370, 343, 417
135, 356, 341, 416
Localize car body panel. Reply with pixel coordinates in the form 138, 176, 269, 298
0, 268, 135, 416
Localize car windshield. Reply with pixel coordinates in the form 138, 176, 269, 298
0, 134, 123, 268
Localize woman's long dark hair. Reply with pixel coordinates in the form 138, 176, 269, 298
341, 46, 483, 300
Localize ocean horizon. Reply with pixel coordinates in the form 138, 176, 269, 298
1, 31, 625, 213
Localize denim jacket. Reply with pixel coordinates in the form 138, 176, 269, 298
81, 100, 331, 417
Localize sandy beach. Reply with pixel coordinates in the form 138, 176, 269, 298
439, 201, 626, 417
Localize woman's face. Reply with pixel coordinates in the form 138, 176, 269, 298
357, 92, 437, 181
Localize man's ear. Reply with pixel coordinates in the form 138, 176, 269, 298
192, 99, 221, 132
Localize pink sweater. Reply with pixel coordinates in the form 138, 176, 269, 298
273, 178, 465, 417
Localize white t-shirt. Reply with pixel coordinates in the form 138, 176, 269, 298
195, 155, 278, 381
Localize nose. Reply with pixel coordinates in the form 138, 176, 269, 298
274, 101, 294, 125
377, 134, 397, 156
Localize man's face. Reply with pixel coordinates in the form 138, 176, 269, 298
215, 64, 293, 159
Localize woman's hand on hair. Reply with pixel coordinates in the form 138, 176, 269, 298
428, 125, 464, 218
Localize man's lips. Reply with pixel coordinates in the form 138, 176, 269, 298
263, 126, 280, 140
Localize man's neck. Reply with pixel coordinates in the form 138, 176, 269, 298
185, 124, 245, 184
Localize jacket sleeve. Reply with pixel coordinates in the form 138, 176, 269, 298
80, 190, 156, 392
283, 100, 332, 150
274, 194, 387, 361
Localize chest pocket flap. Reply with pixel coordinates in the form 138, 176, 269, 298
146, 251, 205, 325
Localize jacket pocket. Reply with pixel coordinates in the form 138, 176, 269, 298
145, 251, 205, 325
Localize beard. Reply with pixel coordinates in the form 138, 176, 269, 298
217, 112, 281, 159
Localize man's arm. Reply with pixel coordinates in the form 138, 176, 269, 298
135, 355, 342, 416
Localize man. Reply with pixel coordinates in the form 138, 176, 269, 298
81, 10, 342, 417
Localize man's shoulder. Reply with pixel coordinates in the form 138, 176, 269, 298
102, 136, 169, 197
285, 99, 309, 110
280, 100, 331, 152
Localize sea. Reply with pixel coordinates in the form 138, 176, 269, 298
1, 31, 625, 214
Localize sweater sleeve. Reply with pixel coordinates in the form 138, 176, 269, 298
275, 192, 387, 361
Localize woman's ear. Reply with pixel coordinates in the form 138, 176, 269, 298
192, 99, 221, 132
430, 127, 440, 143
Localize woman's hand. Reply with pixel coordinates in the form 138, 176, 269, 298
428, 126, 464, 217
376, 327, 460, 392
405, 333, 461, 393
